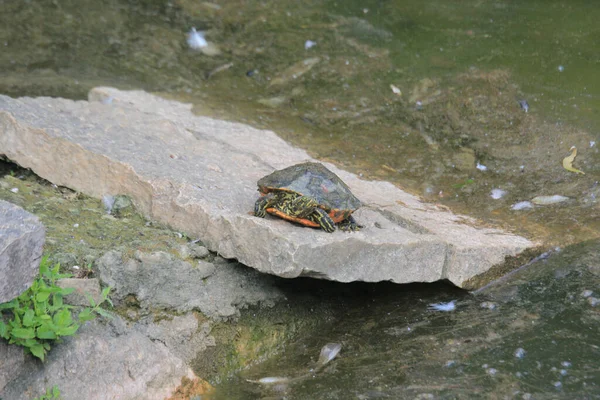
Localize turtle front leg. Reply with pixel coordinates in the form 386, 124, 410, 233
254, 195, 272, 218
338, 215, 362, 231
311, 208, 336, 233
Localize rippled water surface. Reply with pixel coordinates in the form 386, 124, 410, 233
1, 0, 599, 398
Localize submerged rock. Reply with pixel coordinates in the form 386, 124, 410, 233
531, 195, 570, 205
0, 88, 533, 288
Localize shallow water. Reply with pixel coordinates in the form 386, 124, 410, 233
212, 242, 600, 399
1, 0, 599, 398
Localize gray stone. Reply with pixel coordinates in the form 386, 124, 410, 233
0, 341, 25, 393
96, 250, 283, 319
135, 314, 214, 364
0, 315, 202, 400
0, 88, 534, 287
56, 278, 102, 307
178, 243, 210, 260
0, 200, 45, 303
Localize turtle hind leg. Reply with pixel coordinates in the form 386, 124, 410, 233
311, 208, 336, 233
254, 196, 271, 218
338, 215, 362, 232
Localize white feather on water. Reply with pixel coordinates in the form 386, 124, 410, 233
428, 300, 456, 312
187, 28, 207, 49
317, 343, 342, 365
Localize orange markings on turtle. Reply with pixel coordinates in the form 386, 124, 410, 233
265, 207, 349, 227
265, 208, 320, 228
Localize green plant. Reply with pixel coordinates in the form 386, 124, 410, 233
0, 256, 112, 361
33, 385, 62, 400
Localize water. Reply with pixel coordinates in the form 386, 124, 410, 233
214, 242, 600, 399
1, 0, 599, 398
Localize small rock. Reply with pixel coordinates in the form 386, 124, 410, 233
476, 162, 488, 171
189, 243, 210, 259
514, 348, 526, 359
490, 189, 507, 200
111, 195, 135, 218
553, 381, 562, 389
581, 289, 593, 298
57, 278, 102, 307
197, 260, 216, 278
480, 301, 497, 310
258, 96, 287, 108
531, 195, 569, 205
587, 297, 600, 307
511, 201, 534, 211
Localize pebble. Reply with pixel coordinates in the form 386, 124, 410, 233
531, 195, 569, 205
514, 348, 526, 359
581, 290, 593, 298
511, 201, 533, 211
10, 187, 18, 193
558, 65, 564, 72
490, 189, 506, 199
476, 162, 488, 171
587, 297, 600, 307
480, 301, 497, 310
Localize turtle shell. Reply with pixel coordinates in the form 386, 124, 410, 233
257, 162, 362, 220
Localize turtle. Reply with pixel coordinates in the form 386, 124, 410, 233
254, 162, 362, 232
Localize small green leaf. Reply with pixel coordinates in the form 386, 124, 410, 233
60, 287, 75, 296
37, 325, 58, 339
0, 298, 19, 310
29, 343, 46, 361
11, 327, 36, 339
95, 308, 114, 319
56, 324, 79, 336
23, 309, 35, 327
52, 293, 64, 309
0, 320, 8, 339
86, 294, 96, 308
53, 309, 73, 327
78, 308, 95, 323
52, 385, 61, 397
36, 292, 51, 302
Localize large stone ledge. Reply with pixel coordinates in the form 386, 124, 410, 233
0, 88, 533, 287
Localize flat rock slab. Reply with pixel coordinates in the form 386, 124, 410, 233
0, 88, 533, 287
0, 200, 45, 303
